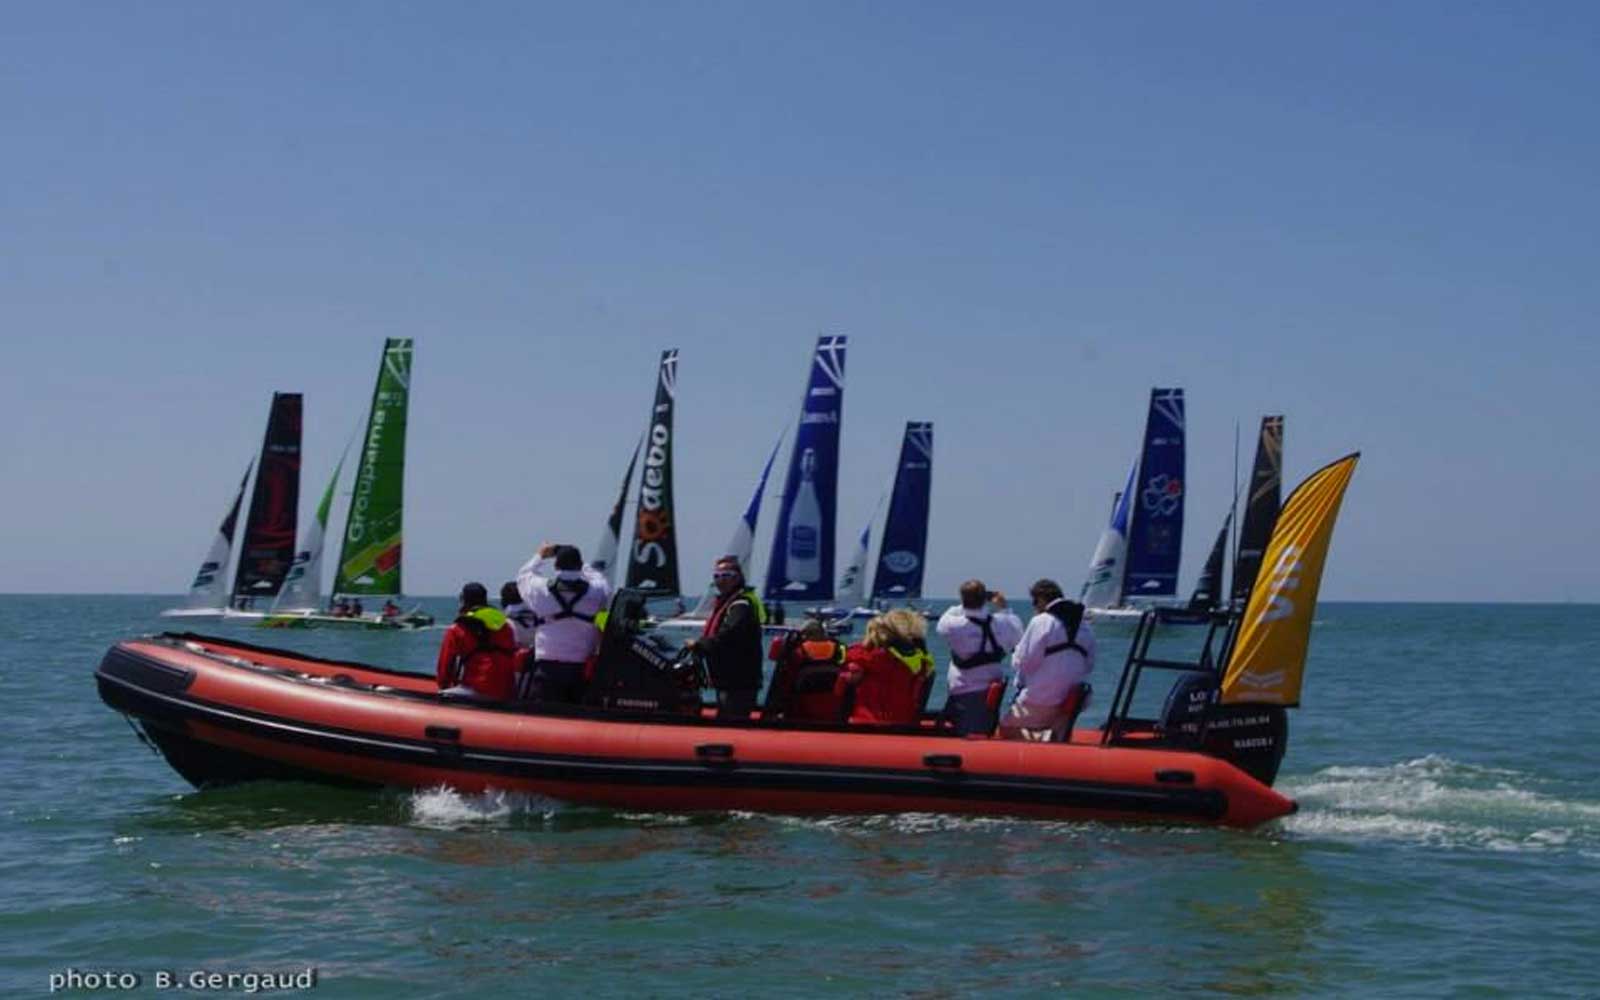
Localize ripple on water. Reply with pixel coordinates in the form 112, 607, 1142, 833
1278, 754, 1600, 853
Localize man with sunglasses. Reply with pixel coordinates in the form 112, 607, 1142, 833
684, 555, 766, 718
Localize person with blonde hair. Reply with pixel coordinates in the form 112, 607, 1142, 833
840, 608, 935, 725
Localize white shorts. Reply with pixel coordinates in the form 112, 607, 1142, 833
1002, 690, 1064, 731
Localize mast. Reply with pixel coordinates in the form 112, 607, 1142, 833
625, 350, 681, 596
590, 437, 641, 586
334, 338, 413, 598
764, 335, 847, 603
1232, 415, 1284, 608
232, 392, 302, 605
871, 421, 933, 600
1121, 387, 1186, 603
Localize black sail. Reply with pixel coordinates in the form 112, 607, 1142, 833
1189, 514, 1230, 611
1231, 414, 1283, 606
625, 350, 681, 596
232, 393, 303, 603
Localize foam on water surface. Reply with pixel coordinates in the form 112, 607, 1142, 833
1279, 754, 1600, 852
406, 786, 563, 829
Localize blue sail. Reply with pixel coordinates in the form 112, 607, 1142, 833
1122, 387, 1186, 599
764, 335, 847, 602
871, 421, 933, 599
740, 434, 783, 542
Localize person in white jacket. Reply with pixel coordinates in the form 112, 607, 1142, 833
997, 578, 1095, 741
514, 542, 612, 703
935, 579, 1024, 735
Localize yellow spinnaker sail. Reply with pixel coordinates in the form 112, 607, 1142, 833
1221, 453, 1360, 706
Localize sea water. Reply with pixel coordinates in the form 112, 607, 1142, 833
3, 597, 1597, 997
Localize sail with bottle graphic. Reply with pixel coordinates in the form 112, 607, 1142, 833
232, 392, 302, 603
764, 335, 847, 602
333, 338, 413, 598
625, 350, 681, 597
1121, 387, 1186, 599
590, 437, 641, 586
871, 421, 933, 600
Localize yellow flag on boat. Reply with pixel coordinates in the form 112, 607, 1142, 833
1221, 453, 1360, 706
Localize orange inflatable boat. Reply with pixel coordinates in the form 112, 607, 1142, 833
96, 616, 1295, 829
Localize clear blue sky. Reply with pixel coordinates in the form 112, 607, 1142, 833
2, 2, 1596, 601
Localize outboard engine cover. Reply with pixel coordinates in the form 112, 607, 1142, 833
1199, 703, 1289, 787
1157, 671, 1217, 748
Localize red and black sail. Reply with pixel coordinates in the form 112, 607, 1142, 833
232, 393, 303, 602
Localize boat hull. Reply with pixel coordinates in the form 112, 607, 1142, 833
96, 635, 1295, 828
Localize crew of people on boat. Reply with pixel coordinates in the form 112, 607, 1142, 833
327, 597, 365, 618
435, 547, 1095, 741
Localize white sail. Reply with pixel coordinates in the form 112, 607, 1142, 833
1082, 460, 1137, 609
273, 448, 348, 613
688, 435, 785, 619
836, 522, 872, 608
169, 465, 251, 614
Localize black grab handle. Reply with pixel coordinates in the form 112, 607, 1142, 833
1155, 769, 1195, 784
695, 743, 735, 760
923, 753, 963, 770
425, 726, 461, 742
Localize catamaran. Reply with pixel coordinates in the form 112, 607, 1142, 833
763, 335, 848, 618
1168, 414, 1285, 621
815, 420, 935, 622
161, 465, 252, 619
162, 392, 303, 619
623, 350, 682, 600
869, 420, 933, 608
1081, 388, 1187, 624
1232, 415, 1284, 608
260, 338, 432, 630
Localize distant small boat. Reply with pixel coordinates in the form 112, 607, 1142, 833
815, 421, 935, 624
764, 336, 848, 609
623, 350, 682, 599
1081, 388, 1185, 623
266, 338, 431, 630
163, 392, 303, 619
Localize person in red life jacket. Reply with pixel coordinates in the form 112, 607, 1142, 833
683, 555, 766, 719
765, 619, 848, 722
436, 582, 518, 701
840, 608, 936, 726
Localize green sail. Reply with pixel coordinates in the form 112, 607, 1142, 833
334, 339, 413, 597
